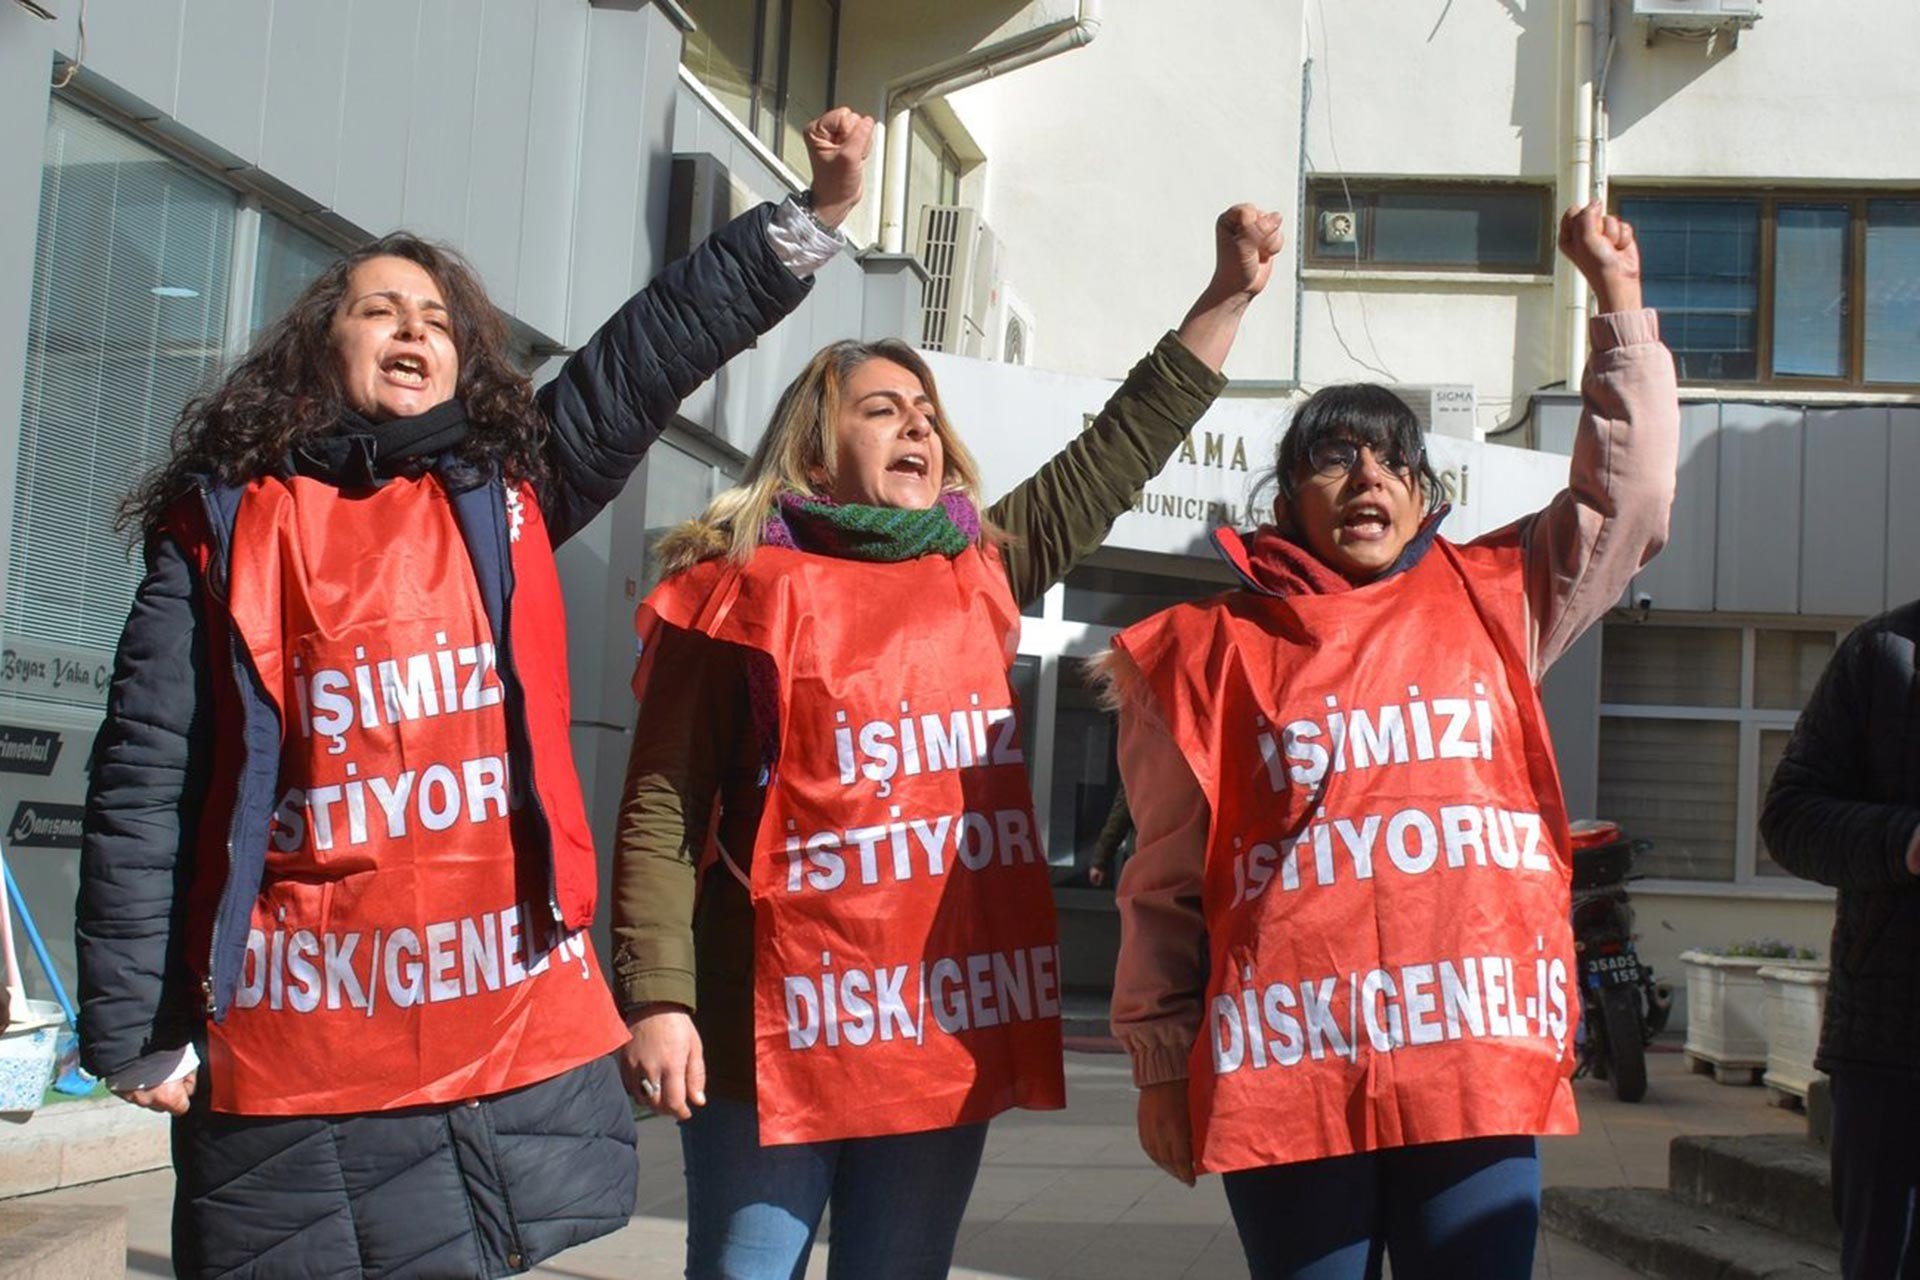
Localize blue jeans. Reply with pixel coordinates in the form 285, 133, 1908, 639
1222, 1135, 1540, 1280
679, 1096, 989, 1280
1830, 1069, 1920, 1279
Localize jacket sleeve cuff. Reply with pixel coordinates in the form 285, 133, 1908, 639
104, 1042, 200, 1093
766, 196, 846, 279
1148, 330, 1231, 404
1589, 308, 1661, 353
1124, 1036, 1193, 1088
612, 967, 697, 1020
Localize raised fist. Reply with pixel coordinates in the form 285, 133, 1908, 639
1560, 200, 1643, 313
803, 107, 876, 230
1212, 204, 1286, 301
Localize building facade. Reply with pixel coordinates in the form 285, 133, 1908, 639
2, 0, 1914, 1043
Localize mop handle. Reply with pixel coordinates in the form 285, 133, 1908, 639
0, 846, 22, 1000
1, 851, 77, 1025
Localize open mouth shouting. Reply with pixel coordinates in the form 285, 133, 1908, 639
382, 351, 431, 388
888, 452, 931, 481
1340, 501, 1393, 541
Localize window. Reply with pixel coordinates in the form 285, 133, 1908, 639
904, 113, 962, 245
6, 102, 341, 705
681, 0, 838, 175
251, 212, 339, 340
1047, 657, 1121, 877
1596, 618, 1849, 886
1618, 191, 1920, 388
1306, 182, 1551, 273
6, 102, 237, 671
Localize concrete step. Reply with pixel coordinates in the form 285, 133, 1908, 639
1543, 1186, 1841, 1280
1669, 1133, 1839, 1251
0, 1096, 169, 1198
0, 1202, 126, 1278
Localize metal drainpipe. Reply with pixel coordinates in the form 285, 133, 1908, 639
1566, 0, 1596, 388
877, 0, 1102, 254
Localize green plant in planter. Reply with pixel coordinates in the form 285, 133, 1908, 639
1699, 939, 1819, 961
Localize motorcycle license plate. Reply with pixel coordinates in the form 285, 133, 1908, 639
1589, 954, 1641, 988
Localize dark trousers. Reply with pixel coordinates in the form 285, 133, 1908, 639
1831, 1068, 1920, 1279
1222, 1135, 1540, 1280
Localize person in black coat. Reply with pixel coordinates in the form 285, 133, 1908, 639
1760, 599, 1920, 1280
76, 108, 873, 1279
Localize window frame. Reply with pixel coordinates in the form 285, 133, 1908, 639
1612, 186, 1920, 393
683, 0, 839, 164
1304, 179, 1555, 275
1596, 612, 1852, 896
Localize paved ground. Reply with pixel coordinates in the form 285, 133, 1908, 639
24, 1043, 1807, 1278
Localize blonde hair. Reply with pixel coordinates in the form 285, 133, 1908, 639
655, 339, 991, 576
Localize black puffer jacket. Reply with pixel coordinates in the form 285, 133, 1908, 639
76, 201, 813, 1276
1759, 600, 1920, 1076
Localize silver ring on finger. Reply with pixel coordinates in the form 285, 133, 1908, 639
637, 1077, 660, 1100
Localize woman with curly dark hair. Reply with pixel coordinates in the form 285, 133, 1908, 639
75, 109, 873, 1278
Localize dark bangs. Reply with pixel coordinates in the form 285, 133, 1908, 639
1272, 383, 1444, 513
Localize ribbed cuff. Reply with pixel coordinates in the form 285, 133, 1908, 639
1124, 1037, 1193, 1088
1589, 308, 1661, 352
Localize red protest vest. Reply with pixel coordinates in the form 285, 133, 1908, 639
640, 542, 1066, 1144
1114, 533, 1580, 1174
203, 474, 627, 1114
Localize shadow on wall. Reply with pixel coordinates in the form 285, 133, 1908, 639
1601, 0, 1740, 142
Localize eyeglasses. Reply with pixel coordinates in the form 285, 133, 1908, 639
1305, 438, 1421, 480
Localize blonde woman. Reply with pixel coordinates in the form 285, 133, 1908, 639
613, 205, 1282, 1279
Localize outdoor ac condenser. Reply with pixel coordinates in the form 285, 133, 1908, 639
915, 205, 1002, 357
1631, 0, 1762, 31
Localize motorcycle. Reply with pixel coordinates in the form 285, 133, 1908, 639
1569, 820, 1672, 1103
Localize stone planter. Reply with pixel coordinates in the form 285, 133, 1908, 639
1680, 951, 1770, 1076
1759, 964, 1829, 1102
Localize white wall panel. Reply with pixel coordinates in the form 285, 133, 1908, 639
258, 0, 351, 211
460, 0, 541, 315
512, 0, 590, 343
624, 12, 682, 306
399, 0, 481, 244
1887, 410, 1920, 607
173, 0, 270, 168
0, 9, 58, 607
333, 0, 421, 236
1633, 402, 1719, 612
1800, 408, 1889, 617
563, 6, 650, 345
1714, 403, 1802, 613
64, 0, 184, 119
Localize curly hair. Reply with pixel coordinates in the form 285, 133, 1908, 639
123, 232, 548, 535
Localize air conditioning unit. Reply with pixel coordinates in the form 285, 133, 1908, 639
1386, 384, 1479, 441
915, 205, 1001, 357
997, 288, 1037, 367
1632, 0, 1761, 38
665, 154, 753, 263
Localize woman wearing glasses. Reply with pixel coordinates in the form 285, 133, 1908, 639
1101, 202, 1679, 1280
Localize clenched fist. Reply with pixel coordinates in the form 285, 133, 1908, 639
1211, 204, 1287, 302
803, 107, 875, 231
1560, 200, 1643, 314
